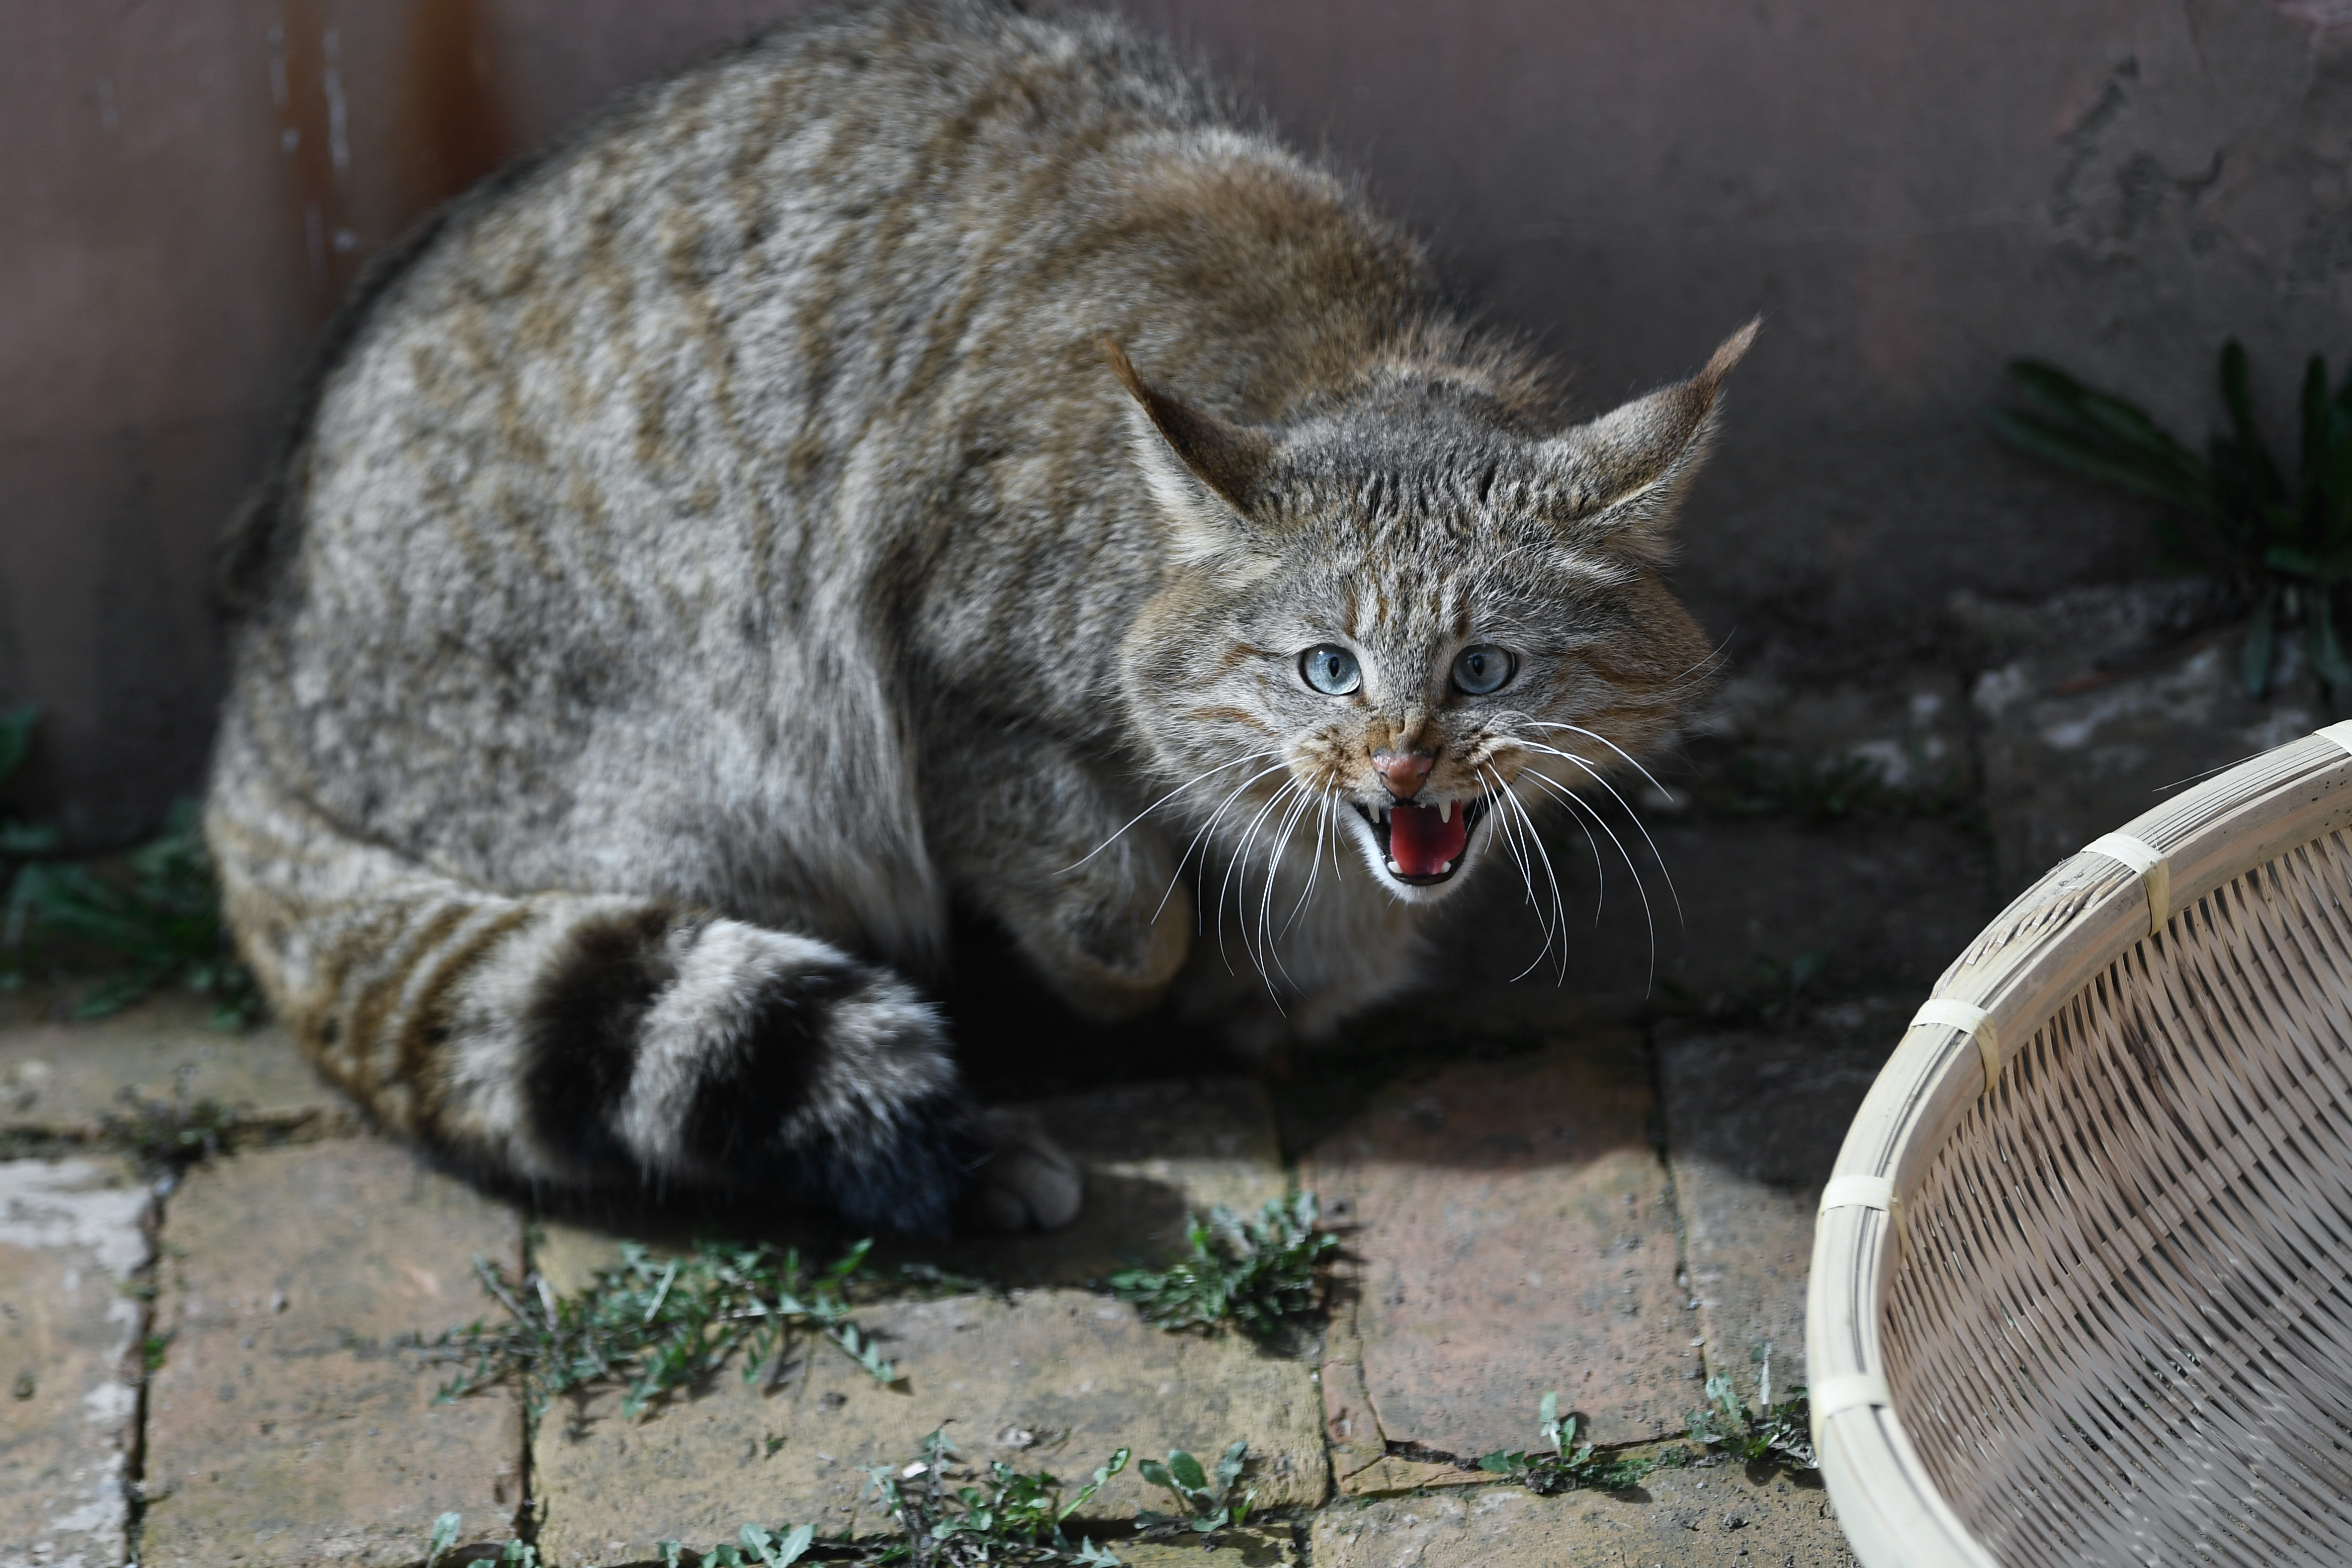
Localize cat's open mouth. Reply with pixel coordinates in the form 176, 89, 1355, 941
1353, 797, 1487, 885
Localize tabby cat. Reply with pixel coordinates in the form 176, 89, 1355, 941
206, 0, 1745, 1234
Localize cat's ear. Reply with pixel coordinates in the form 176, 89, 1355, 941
1100, 335, 1277, 562
1536, 319, 1758, 559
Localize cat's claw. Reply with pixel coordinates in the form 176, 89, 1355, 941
962, 1107, 1083, 1232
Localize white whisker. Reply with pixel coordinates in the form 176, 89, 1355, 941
1510, 738, 1683, 926
1517, 767, 1656, 991
1154, 759, 1293, 923
1216, 775, 1304, 978
1282, 783, 1337, 938
1251, 779, 1321, 989
1478, 766, 1558, 982
1520, 720, 1675, 802
1496, 775, 1572, 984
1059, 750, 1280, 874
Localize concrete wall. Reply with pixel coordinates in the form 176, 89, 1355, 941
5, 0, 2347, 840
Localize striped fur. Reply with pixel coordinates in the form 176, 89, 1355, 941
206, 0, 1736, 1233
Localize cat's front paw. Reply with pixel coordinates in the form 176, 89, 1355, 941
960, 1106, 1083, 1232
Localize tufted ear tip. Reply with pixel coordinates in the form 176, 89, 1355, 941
1698, 317, 1761, 393
1099, 335, 1276, 533
1535, 318, 1761, 552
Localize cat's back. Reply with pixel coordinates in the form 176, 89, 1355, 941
227, 0, 1373, 894
295, 0, 1233, 522
254, 0, 1296, 666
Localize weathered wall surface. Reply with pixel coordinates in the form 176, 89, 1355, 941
4, 0, 2347, 839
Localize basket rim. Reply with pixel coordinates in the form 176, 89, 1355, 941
1803, 721, 2352, 1568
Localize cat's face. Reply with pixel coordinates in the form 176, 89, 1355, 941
1112, 328, 1745, 914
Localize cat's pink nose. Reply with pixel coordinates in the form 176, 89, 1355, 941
1373, 749, 1433, 799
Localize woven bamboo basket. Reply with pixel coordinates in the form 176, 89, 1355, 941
1806, 721, 2352, 1568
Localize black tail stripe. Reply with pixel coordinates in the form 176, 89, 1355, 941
521, 906, 679, 1169
679, 959, 867, 1181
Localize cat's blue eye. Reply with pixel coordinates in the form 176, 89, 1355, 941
1300, 645, 1362, 696
1451, 644, 1514, 696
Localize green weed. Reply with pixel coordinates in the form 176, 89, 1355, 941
1105, 1191, 1336, 1341
417, 1238, 897, 1424
1685, 1345, 1816, 1472
1656, 949, 1829, 1030
422, 1423, 1157, 1566
425, 1513, 541, 1568
0, 708, 259, 1021
99, 1072, 247, 1177
1475, 1391, 1659, 1495
1989, 345, 2352, 697
866, 1424, 1128, 1565
1135, 1441, 1253, 1540
6, 798, 261, 1027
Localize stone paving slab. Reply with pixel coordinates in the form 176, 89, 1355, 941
1501, 815, 1999, 1026
0, 990, 344, 1136
532, 1077, 1320, 1563
1312, 1465, 1854, 1568
1654, 1025, 1888, 1387
0, 1156, 150, 1568
1120, 1532, 1299, 1566
531, 1284, 1326, 1563
139, 1138, 526, 1568
1301, 1032, 1689, 1469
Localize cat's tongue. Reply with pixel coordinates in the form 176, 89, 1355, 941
1388, 801, 1467, 877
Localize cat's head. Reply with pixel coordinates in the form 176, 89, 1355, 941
1111, 324, 1748, 915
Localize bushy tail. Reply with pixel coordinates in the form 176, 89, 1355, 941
203, 727, 981, 1234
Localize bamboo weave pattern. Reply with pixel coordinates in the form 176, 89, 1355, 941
1883, 827, 2352, 1567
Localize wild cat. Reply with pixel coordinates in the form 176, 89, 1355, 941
205, 0, 1743, 1235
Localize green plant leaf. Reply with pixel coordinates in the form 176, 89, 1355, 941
425, 1512, 462, 1568
1983, 407, 2211, 512
1166, 1449, 1208, 1495
1215, 1438, 1247, 1493
2220, 342, 2290, 506
1106, 1192, 1336, 1340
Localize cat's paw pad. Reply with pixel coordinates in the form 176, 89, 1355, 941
962, 1107, 1082, 1232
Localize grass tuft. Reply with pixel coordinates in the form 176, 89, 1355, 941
1989, 344, 2352, 699
421, 1425, 1170, 1566
1134, 1440, 1253, 1540
1684, 1345, 1816, 1472
415, 1238, 901, 1423
1105, 1191, 1336, 1341
98, 1072, 248, 1177
865, 1424, 1129, 1565
6, 798, 261, 1027
1477, 1361, 1819, 1500
1475, 1391, 1662, 1495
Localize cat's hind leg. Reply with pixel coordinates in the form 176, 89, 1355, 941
203, 720, 1076, 1234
